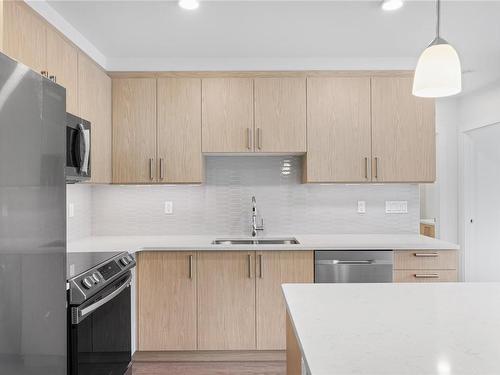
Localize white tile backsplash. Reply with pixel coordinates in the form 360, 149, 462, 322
68, 156, 420, 237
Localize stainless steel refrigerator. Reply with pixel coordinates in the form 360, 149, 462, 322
0, 52, 67, 374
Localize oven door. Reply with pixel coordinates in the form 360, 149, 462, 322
66, 113, 91, 182
69, 273, 132, 375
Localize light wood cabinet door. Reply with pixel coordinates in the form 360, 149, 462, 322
157, 78, 203, 183
78, 52, 112, 183
254, 78, 306, 153
137, 252, 197, 350
202, 78, 254, 153
306, 77, 371, 182
256, 251, 313, 350
3, 0, 46, 73
197, 251, 256, 350
371, 76, 436, 182
46, 27, 78, 114
112, 78, 157, 183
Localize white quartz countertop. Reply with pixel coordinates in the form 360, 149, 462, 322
67, 234, 458, 253
283, 282, 500, 375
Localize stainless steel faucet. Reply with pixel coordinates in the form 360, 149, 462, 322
251, 196, 264, 237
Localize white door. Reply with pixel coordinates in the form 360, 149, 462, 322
464, 123, 500, 281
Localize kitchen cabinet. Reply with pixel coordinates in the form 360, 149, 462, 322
202, 78, 254, 153
46, 27, 78, 114
157, 78, 203, 183
254, 78, 306, 153
3, 0, 46, 73
112, 78, 157, 183
393, 250, 458, 282
197, 251, 256, 350
137, 252, 197, 350
305, 77, 371, 182
371, 76, 436, 182
256, 251, 313, 350
78, 52, 112, 184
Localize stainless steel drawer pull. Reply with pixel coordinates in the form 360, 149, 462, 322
259, 254, 263, 278
188, 255, 193, 279
364, 157, 369, 179
247, 128, 252, 150
248, 254, 253, 278
159, 158, 164, 180
149, 158, 154, 180
414, 253, 439, 257
414, 273, 439, 278
257, 128, 262, 150
374, 157, 379, 179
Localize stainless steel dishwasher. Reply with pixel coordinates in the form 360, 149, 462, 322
315, 250, 393, 283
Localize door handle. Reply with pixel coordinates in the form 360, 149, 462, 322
247, 128, 252, 150
188, 254, 193, 279
248, 254, 253, 278
364, 157, 369, 180
159, 158, 164, 180
149, 158, 154, 180
374, 157, 379, 179
414, 273, 439, 279
257, 128, 262, 150
414, 253, 439, 257
258, 254, 263, 278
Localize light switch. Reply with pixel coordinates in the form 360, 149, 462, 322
164, 201, 173, 215
357, 201, 366, 214
68, 203, 75, 218
385, 201, 408, 214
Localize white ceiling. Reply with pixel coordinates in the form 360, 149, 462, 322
45, 0, 500, 93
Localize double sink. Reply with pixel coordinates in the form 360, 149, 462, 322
212, 238, 300, 245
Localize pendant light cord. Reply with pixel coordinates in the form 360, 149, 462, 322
436, 0, 441, 38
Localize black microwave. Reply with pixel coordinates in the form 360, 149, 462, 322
66, 113, 91, 183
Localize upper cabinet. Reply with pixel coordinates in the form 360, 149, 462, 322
3, 1, 46, 73
78, 52, 112, 184
254, 78, 306, 153
305, 75, 435, 183
157, 78, 203, 183
2, 1, 79, 114
202, 78, 254, 153
46, 27, 78, 114
112, 78, 157, 184
306, 77, 371, 182
371, 76, 436, 182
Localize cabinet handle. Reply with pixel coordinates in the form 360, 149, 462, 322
248, 254, 253, 278
49, 75, 57, 83
414, 273, 439, 279
149, 158, 154, 180
364, 157, 369, 180
247, 128, 252, 150
188, 255, 193, 279
259, 254, 263, 278
159, 158, 164, 180
257, 128, 262, 150
414, 253, 439, 257
374, 157, 379, 179
41, 71, 48, 78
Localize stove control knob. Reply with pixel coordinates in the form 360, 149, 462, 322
82, 277, 93, 289
92, 273, 100, 283
120, 257, 130, 266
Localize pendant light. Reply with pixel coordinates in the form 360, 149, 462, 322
413, 0, 461, 98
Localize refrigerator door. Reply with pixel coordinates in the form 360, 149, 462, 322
0, 53, 67, 374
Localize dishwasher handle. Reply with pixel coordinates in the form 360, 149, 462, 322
316, 259, 390, 265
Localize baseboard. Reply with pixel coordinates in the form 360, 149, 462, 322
133, 350, 286, 362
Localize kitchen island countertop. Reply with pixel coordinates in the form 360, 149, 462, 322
67, 234, 458, 253
283, 282, 500, 375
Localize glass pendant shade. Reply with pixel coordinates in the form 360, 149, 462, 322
413, 38, 462, 98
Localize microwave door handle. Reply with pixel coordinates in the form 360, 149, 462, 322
72, 273, 132, 325
78, 123, 90, 174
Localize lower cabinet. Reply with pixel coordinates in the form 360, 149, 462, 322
256, 251, 313, 350
393, 250, 458, 282
137, 252, 197, 350
136, 250, 314, 351
197, 251, 256, 350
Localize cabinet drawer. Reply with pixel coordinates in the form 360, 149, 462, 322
394, 250, 457, 270
394, 270, 458, 283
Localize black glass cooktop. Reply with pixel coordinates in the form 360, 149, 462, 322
67, 251, 122, 279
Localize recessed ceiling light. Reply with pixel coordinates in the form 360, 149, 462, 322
381, 0, 403, 11
179, 0, 199, 10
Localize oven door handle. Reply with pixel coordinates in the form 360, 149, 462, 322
72, 273, 132, 325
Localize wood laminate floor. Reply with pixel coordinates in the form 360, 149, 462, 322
132, 361, 286, 375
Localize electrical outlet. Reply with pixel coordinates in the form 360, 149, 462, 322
164, 201, 173, 215
385, 201, 408, 214
357, 201, 366, 214
68, 203, 75, 218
